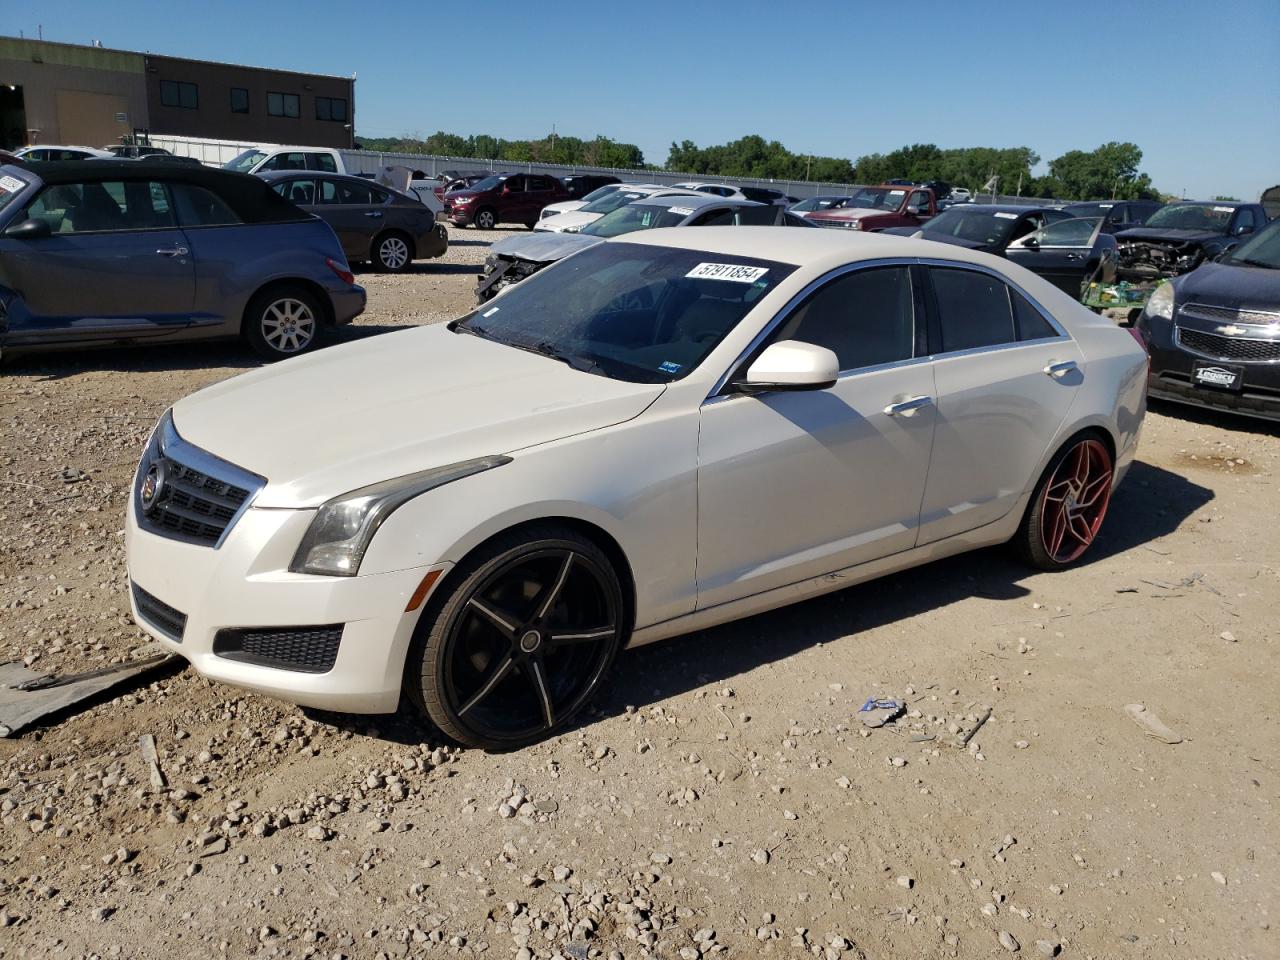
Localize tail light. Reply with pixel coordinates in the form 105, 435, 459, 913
326, 257, 355, 286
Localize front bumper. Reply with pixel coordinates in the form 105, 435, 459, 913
1145, 320, 1280, 422
126, 497, 444, 713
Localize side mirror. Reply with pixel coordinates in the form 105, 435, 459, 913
4, 218, 52, 240
905, 204, 922, 215
1023, 236, 1040, 251
737, 340, 839, 393
1234, 224, 1253, 236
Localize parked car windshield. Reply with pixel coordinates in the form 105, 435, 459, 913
577, 184, 624, 204
579, 190, 654, 215
791, 196, 849, 212
847, 188, 907, 210
924, 208, 1025, 246
465, 175, 505, 193
226, 150, 267, 173
579, 203, 693, 238
1224, 218, 1280, 269
1062, 203, 1116, 218
1143, 203, 1234, 231
456, 242, 795, 383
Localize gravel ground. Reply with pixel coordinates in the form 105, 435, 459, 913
0, 226, 1277, 960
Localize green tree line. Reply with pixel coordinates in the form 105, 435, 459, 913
357, 128, 1163, 201
357, 131, 648, 170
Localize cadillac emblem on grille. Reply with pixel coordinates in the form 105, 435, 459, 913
139, 461, 165, 514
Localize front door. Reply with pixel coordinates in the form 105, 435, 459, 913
917, 264, 1083, 544
0, 178, 195, 346
696, 264, 937, 610
1006, 217, 1105, 296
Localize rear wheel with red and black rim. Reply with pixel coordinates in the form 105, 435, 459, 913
1015, 433, 1115, 570
406, 525, 625, 750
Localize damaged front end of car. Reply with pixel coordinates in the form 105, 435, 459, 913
475, 254, 547, 303
1115, 238, 1207, 283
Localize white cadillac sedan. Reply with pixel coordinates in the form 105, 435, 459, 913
126, 228, 1147, 749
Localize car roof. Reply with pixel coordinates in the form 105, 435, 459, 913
257, 170, 376, 184
629, 193, 758, 210
18, 144, 105, 152
944, 204, 1050, 215
1172, 200, 1244, 207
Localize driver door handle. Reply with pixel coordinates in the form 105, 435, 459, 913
884, 395, 934, 417
364, 211, 383, 218
1065, 252, 1083, 260
1044, 359, 1079, 378
155, 246, 188, 257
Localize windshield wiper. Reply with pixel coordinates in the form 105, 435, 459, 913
525, 340, 607, 376
450, 319, 508, 345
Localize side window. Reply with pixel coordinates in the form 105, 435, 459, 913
930, 268, 1017, 352
504, 176, 525, 193
27, 181, 175, 233
310, 153, 338, 173
335, 180, 373, 204
908, 190, 930, 211
367, 187, 391, 205
528, 176, 552, 192
260, 153, 308, 171
773, 266, 915, 371
171, 184, 241, 226
280, 179, 317, 205
734, 205, 779, 226
1036, 218, 1097, 246
1234, 208, 1257, 233
690, 208, 734, 226
1011, 289, 1059, 341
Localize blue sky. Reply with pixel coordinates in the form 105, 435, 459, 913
14, 0, 1279, 199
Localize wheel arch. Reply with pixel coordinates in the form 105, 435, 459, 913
241, 277, 336, 336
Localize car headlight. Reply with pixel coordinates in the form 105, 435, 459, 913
453, 196, 473, 205
1145, 281, 1174, 321
563, 224, 580, 233
290, 456, 512, 576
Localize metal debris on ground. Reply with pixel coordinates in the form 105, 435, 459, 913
857, 697, 905, 728
0, 651, 178, 737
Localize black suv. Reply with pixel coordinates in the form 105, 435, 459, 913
560, 174, 621, 199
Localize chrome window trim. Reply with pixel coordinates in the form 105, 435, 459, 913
135, 412, 267, 549
707, 256, 1069, 400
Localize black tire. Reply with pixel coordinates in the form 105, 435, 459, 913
525, 220, 538, 230
405, 524, 626, 750
243, 285, 324, 361
473, 208, 497, 230
1014, 431, 1114, 571
373, 231, 413, 272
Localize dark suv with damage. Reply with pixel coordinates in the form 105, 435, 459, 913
1135, 215, 1280, 422
1115, 200, 1269, 282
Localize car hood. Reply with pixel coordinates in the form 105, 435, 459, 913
540, 200, 587, 216
1115, 226, 1224, 244
1175, 260, 1280, 312
533, 209, 603, 233
170, 325, 664, 508
489, 231, 603, 263
806, 207, 886, 222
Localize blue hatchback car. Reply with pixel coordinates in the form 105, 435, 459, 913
0, 160, 365, 361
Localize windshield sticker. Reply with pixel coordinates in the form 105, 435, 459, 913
658, 360, 683, 374
0, 175, 24, 193
1098, 203, 1114, 208
1212, 206, 1234, 213
482, 306, 499, 317
994, 212, 1019, 220
685, 262, 770, 283
668, 206, 695, 217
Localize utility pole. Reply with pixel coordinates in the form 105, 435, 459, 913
550, 124, 557, 162
805, 155, 812, 182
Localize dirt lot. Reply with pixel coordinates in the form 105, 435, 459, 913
1, 227, 1276, 960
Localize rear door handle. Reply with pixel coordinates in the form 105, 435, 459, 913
1044, 359, 1079, 378
364, 211, 383, 218
884, 395, 934, 417
155, 246, 188, 257
1065, 252, 1083, 260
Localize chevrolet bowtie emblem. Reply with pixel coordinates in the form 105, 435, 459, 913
1215, 325, 1247, 336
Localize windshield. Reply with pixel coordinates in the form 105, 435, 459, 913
226, 150, 267, 173
847, 187, 907, 210
924, 209, 1023, 245
1224, 218, 1280, 269
465, 175, 504, 193
456, 242, 795, 383
579, 202, 695, 238
578, 184, 623, 204
580, 189, 652, 215
1143, 204, 1234, 231
1063, 203, 1115, 218
791, 196, 848, 212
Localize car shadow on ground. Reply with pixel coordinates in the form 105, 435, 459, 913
3, 343, 260, 381
443, 239, 493, 248
312, 460, 1213, 748
1148, 397, 1280, 437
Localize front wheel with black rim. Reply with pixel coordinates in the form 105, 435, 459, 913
243, 285, 323, 361
373, 231, 412, 272
1015, 433, 1114, 570
406, 525, 626, 750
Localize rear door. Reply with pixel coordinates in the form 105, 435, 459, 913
1006, 218, 1103, 296
317, 177, 380, 259
916, 264, 1083, 545
0, 178, 195, 345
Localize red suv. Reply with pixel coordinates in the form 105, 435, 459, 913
444, 173, 572, 229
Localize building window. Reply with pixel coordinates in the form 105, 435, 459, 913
159, 80, 199, 110
315, 96, 348, 122
267, 92, 300, 119
230, 87, 249, 114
